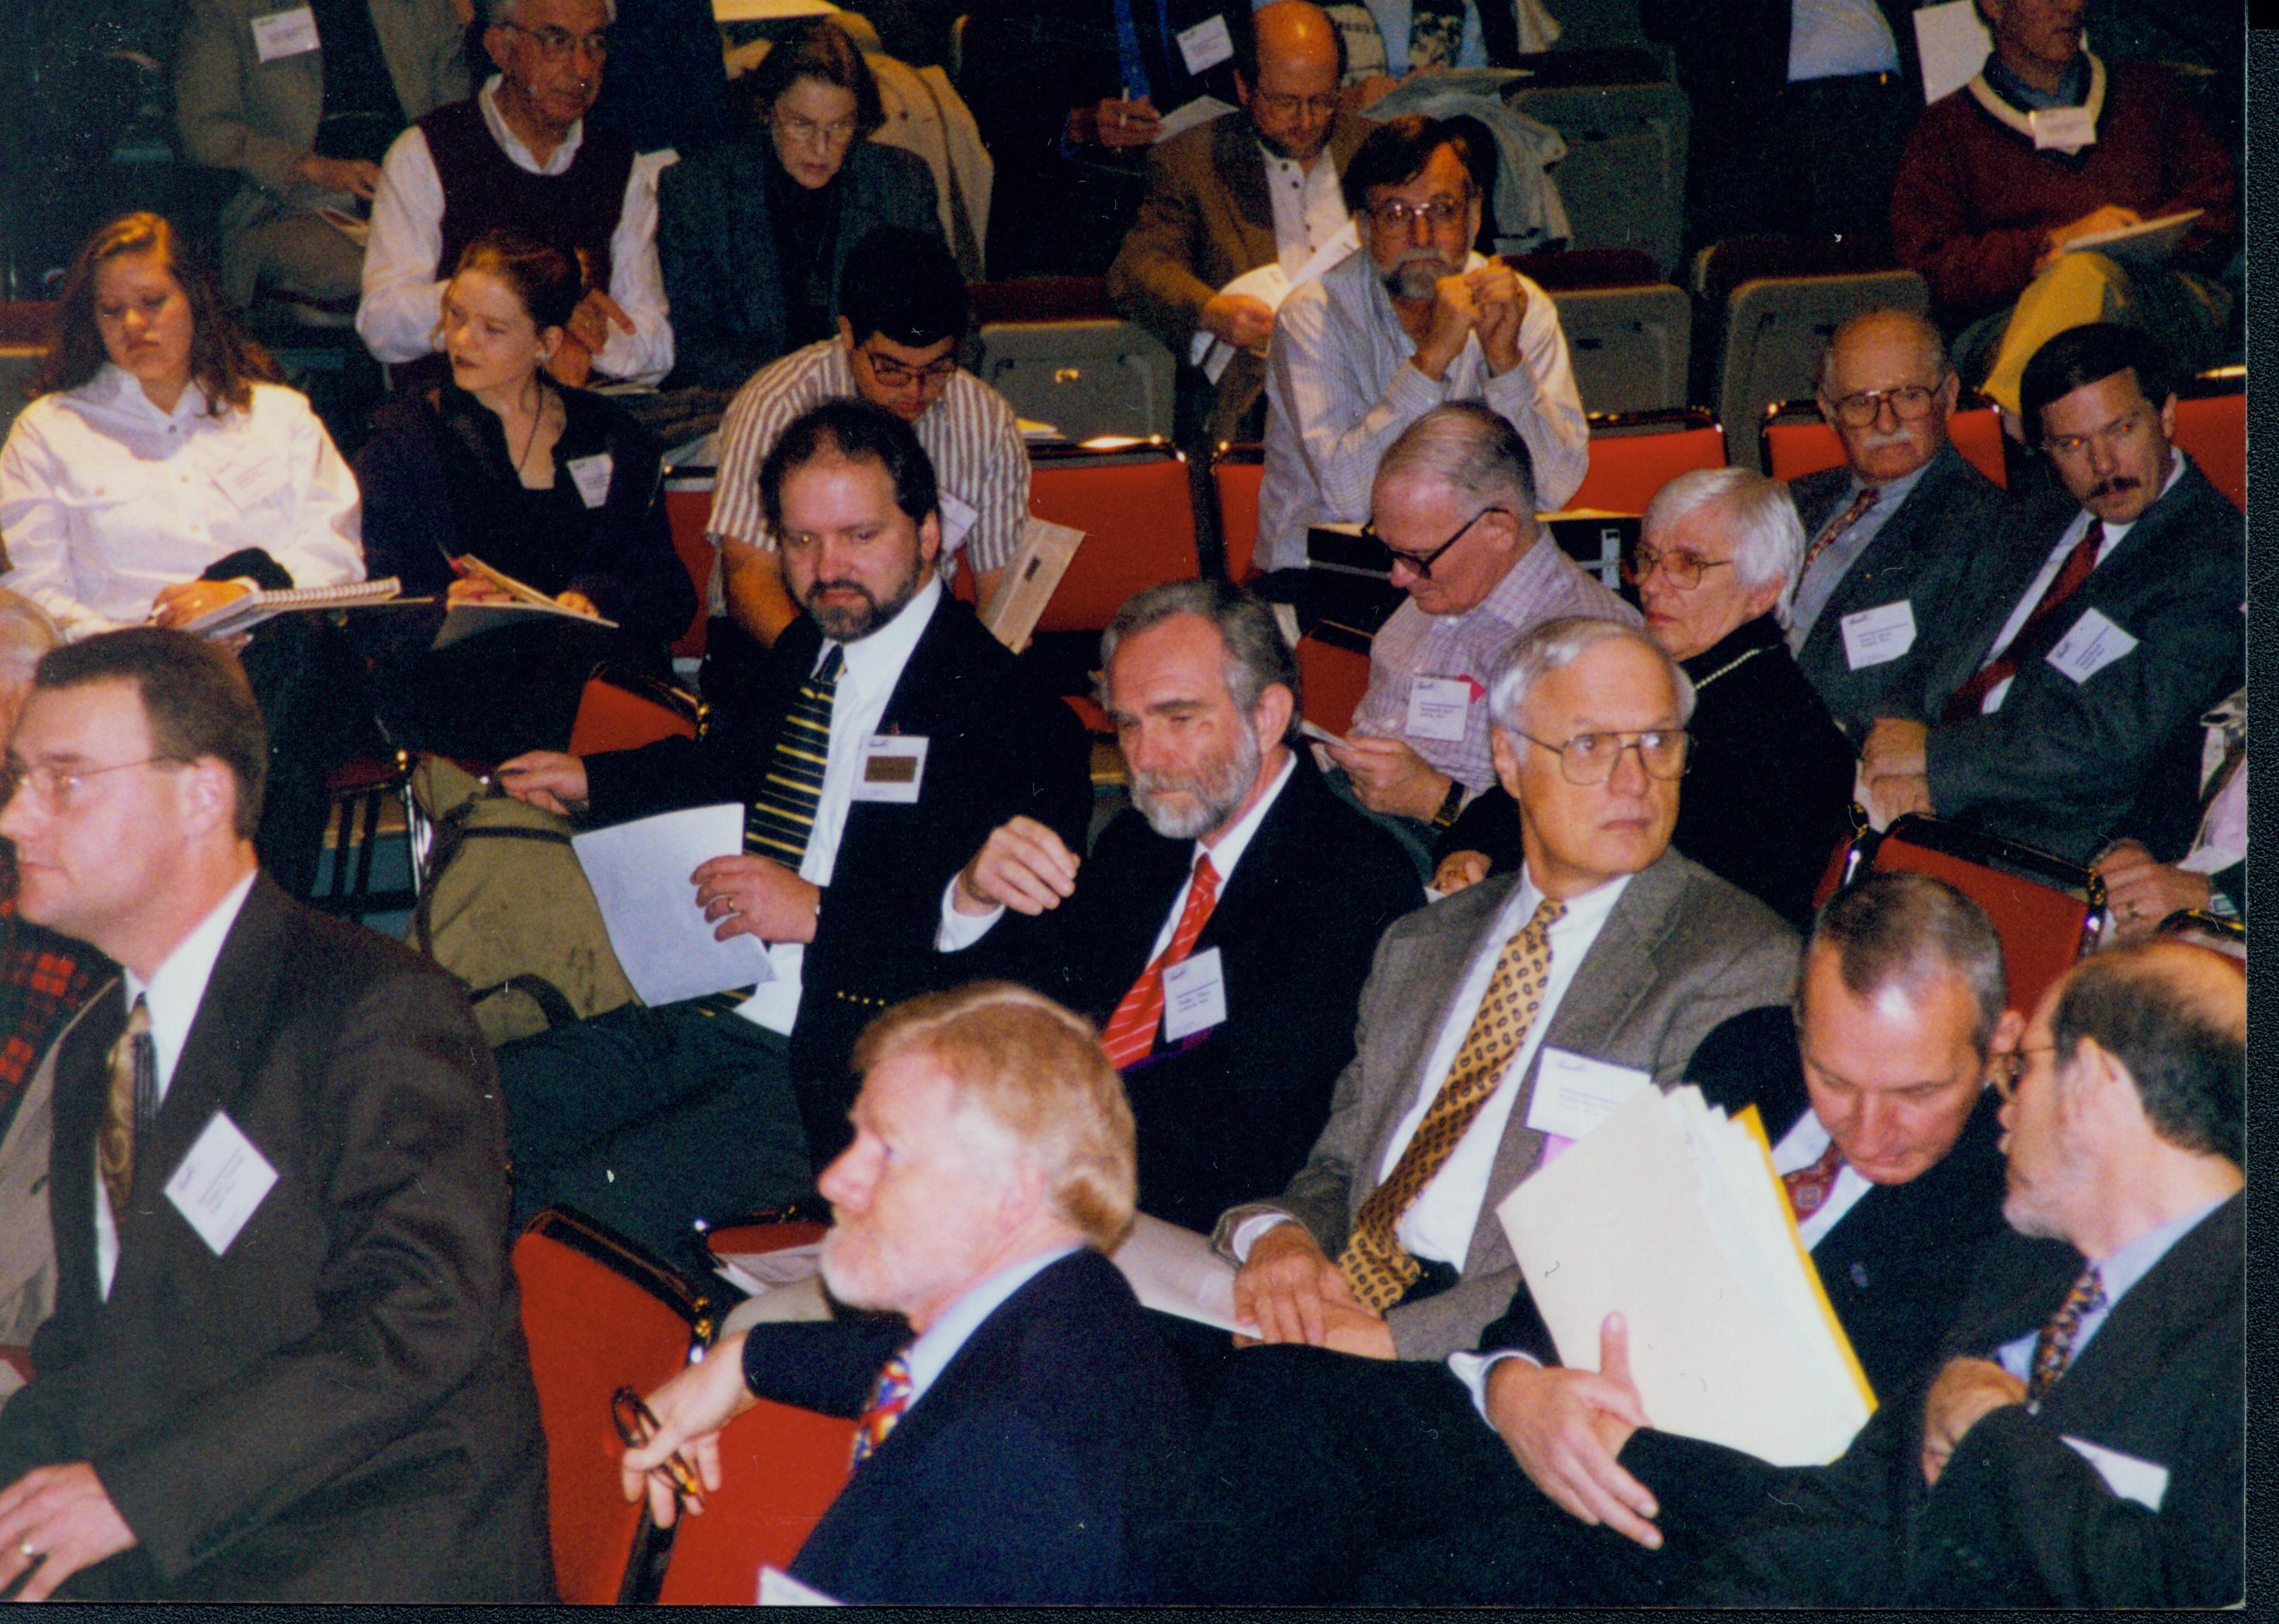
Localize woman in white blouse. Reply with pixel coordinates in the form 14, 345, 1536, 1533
0, 212, 368, 895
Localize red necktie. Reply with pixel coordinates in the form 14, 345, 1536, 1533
1945, 521, 2104, 722
1100, 853, 1221, 1070
1801, 486, 1879, 579
1781, 1139, 1845, 1221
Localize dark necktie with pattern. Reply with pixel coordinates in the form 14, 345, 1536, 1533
1800, 485, 1879, 580
1339, 895, 1566, 1311
850, 1350, 913, 1468
2027, 1264, 2107, 1402
1782, 1139, 1846, 1221
98, 992, 154, 1217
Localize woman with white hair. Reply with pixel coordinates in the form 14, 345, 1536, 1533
1432, 467, 1856, 926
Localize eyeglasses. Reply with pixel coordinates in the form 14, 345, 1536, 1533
0, 757, 181, 812
1988, 1044, 2057, 1101
1826, 382, 1945, 428
1365, 192, 1470, 230
1253, 91, 1340, 119
1509, 728, 1691, 785
501, 22, 610, 60
610, 1387, 705, 1509
1363, 505, 1505, 581
857, 347, 958, 388
2045, 410, 2152, 461
1622, 542, 1733, 591
776, 112, 858, 147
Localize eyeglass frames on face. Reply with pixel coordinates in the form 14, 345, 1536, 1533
1254, 91, 1340, 119
502, 22, 610, 60
1507, 729, 1692, 785
858, 348, 957, 387
0, 757, 181, 812
1365, 192, 1471, 230
1621, 542, 1733, 592
776, 112, 858, 147
1988, 1044, 2057, 1100
1363, 505, 1506, 581
1827, 380, 1945, 428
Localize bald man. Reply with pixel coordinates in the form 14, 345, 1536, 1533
1785, 309, 2009, 739
1109, 1, 1375, 444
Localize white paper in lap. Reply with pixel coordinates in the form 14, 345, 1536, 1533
1110, 1212, 1246, 1333
572, 804, 774, 1006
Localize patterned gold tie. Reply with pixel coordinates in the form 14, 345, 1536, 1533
2028, 1265, 2108, 1402
98, 993, 154, 1217
1340, 896, 1565, 1311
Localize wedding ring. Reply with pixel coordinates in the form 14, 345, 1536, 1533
17, 1541, 36, 1560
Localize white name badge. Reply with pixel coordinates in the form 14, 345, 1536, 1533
164, 1110, 280, 1257
1404, 676, 1471, 743
938, 490, 979, 552
2030, 106, 2097, 151
758, 1565, 840, 1605
850, 734, 928, 802
1841, 598, 1918, 670
566, 452, 614, 509
2060, 1435, 2170, 1510
215, 451, 286, 511
1176, 13, 1235, 74
1525, 1047, 1651, 1143
251, 5, 320, 61
1162, 946, 1228, 1042
2045, 606, 2139, 685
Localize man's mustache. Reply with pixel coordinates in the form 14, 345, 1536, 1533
2089, 475, 2142, 500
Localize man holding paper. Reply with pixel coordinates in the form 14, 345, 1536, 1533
1856, 323, 2243, 866
1107, 2, 1374, 445
1692, 939, 2243, 1605
490, 400, 1090, 1271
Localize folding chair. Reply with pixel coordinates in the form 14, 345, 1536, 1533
1565, 407, 1723, 514
1520, 253, 1691, 415
512, 1208, 718, 1604
973, 319, 1178, 442
1506, 70, 1689, 277
565, 667, 707, 757
1760, 400, 2007, 487
661, 477, 720, 658
2170, 368, 2244, 511
1210, 443, 1266, 584
315, 750, 417, 919
1026, 441, 1202, 634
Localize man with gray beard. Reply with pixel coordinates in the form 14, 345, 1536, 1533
939, 580, 1418, 1231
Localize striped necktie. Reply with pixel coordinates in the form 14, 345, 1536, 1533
1099, 854, 1221, 1071
850, 1351, 913, 1468
1339, 896, 1565, 1311
2027, 1265, 2107, 1402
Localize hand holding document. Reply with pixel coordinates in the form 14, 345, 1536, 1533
176, 577, 403, 637
2062, 208, 2203, 261
1109, 1212, 1249, 1334
438, 556, 618, 649
1499, 1084, 1876, 1467
1188, 223, 1359, 384
572, 804, 774, 1006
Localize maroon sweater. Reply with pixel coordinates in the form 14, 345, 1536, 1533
1889, 60, 2236, 321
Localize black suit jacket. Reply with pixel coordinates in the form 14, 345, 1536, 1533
956, 754, 1419, 1231
744, 1248, 1194, 1604
1693, 1193, 2242, 1606
581, 594, 1093, 1150
1790, 445, 2013, 740
0, 878, 551, 1601
1907, 459, 2243, 863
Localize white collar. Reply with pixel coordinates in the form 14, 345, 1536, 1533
1193, 750, 1297, 881
123, 869, 258, 1089
479, 72, 586, 175
902, 1242, 1082, 1405
85, 363, 215, 426
1512, 860, 1633, 935
826, 571, 942, 693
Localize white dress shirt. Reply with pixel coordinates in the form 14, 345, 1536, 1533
358, 75, 674, 385
96, 870, 258, 1300
0, 368, 365, 639
734, 577, 943, 1037
1262, 144, 1350, 277
1258, 244, 1590, 574
899, 1243, 1083, 1409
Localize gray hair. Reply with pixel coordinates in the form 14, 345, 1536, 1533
1814, 307, 1951, 396
1373, 402, 1540, 518
1642, 466, 1806, 628
0, 592, 62, 688
1802, 871, 2008, 1054
1098, 579, 1302, 746
1487, 615, 1696, 732
487, 0, 618, 27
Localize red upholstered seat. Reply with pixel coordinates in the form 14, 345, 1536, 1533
2172, 388, 2244, 511
654, 1399, 857, 1604
1566, 412, 1725, 515
660, 484, 716, 657
1211, 445, 1266, 584
566, 667, 704, 757
1026, 445, 1201, 633
1295, 628, 1372, 736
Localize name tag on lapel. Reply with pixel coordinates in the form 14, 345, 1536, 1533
758, 1564, 840, 1605
1525, 1047, 1651, 1141
1404, 677, 1471, 743
165, 1111, 279, 1256
2060, 1435, 2170, 1509
1176, 13, 1235, 73
214, 451, 288, 511
938, 491, 979, 552
1840, 599, 1917, 670
2030, 106, 2097, 152
251, 5, 320, 61
2045, 608, 2138, 685
566, 453, 614, 509
850, 735, 928, 802
1162, 947, 1228, 1041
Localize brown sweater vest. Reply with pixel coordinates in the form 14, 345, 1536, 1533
419, 97, 636, 292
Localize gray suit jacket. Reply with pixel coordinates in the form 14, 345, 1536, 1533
0, 996, 109, 1371
1790, 444, 2011, 739
175, 0, 469, 235
1214, 850, 1799, 1360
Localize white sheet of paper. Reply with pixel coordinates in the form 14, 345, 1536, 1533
1913, 0, 1993, 104
1405, 676, 1471, 743
2045, 607, 2139, 684
759, 1566, 840, 1605
1188, 220, 1358, 382
1524, 1047, 1651, 1142
1109, 1211, 1245, 1333
2061, 1435, 2170, 1510
713, 1241, 825, 1297
850, 734, 927, 802
2031, 105, 2097, 151
1152, 93, 1237, 146
566, 452, 613, 509
1176, 12, 1234, 72
938, 490, 979, 552
1299, 719, 1347, 750
571, 804, 774, 1006
164, 1111, 279, 1256
1162, 947, 1228, 1041
252, 5, 320, 60
1841, 599, 1918, 670
215, 451, 286, 511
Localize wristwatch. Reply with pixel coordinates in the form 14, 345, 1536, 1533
1429, 778, 1465, 830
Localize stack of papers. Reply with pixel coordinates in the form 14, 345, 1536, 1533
1498, 1085, 1876, 1466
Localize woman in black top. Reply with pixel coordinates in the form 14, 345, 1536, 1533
356, 230, 696, 759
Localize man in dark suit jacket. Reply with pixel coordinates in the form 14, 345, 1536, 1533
1109, 2, 1373, 443
0, 630, 550, 1602
1217, 618, 1798, 1366
941, 580, 1417, 1232
620, 983, 1193, 1603
1787, 310, 2012, 740
1860, 324, 2244, 865
1176, 869, 2018, 1605
1691, 938, 2243, 1606
492, 400, 1089, 1271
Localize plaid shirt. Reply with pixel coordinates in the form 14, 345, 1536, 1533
0, 863, 102, 1141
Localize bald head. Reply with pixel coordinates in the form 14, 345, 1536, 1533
1253, 1, 1340, 72
1816, 308, 1959, 486
1240, 2, 1342, 164
2052, 940, 2243, 1165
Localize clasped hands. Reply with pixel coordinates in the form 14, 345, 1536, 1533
1228, 1224, 1396, 1360
1323, 734, 1452, 822
546, 289, 636, 387
1856, 718, 1933, 830
1416, 259, 1527, 380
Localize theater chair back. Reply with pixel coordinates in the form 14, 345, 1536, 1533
1860, 814, 2106, 1013
514, 1209, 715, 1603
661, 480, 718, 656
566, 667, 705, 757
1295, 625, 1373, 736
653, 1397, 858, 1602
2170, 374, 2244, 511
1026, 442, 1200, 632
1566, 408, 1723, 515
1211, 444, 1266, 584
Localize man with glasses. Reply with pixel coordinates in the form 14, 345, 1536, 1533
1254, 115, 1588, 579
0, 630, 550, 1601
1321, 404, 1629, 867
707, 229, 1027, 654
1786, 310, 2009, 739
1211, 615, 1796, 1370
1109, 2, 1375, 444
1858, 322, 2242, 866
359, 0, 674, 386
